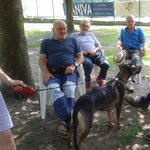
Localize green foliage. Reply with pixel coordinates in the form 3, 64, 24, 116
98, 118, 106, 128
94, 28, 119, 69
26, 27, 150, 68
118, 123, 142, 148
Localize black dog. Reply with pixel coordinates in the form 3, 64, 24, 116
71, 64, 141, 150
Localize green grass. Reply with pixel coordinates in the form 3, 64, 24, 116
94, 28, 150, 68
118, 122, 142, 148
25, 30, 45, 36
25, 30, 44, 48
26, 27, 150, 68
95, 28, 119, 46
27, 41, 40, 48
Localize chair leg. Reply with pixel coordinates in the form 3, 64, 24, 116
137, 73, 141, 84
40, 90, 47, 119
39, 69, 48, 119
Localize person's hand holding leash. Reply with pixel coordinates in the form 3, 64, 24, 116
10, 79, 36, 97
9, 79, 27, 87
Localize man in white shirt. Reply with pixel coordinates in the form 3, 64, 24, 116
71, 20, 109, 92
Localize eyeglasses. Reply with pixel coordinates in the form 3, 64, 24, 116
54, 27, 67, 31
81, 24, 90, 28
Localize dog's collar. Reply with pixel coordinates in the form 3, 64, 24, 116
115, 77, 127, 84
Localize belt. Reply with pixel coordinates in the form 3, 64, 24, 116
126, 48, 139, 50
47, 65, 67, 74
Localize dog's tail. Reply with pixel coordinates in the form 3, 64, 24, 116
73, 96, 94, 149
73, 100, 80, 150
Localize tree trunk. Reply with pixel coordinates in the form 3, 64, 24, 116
0, 0, 34, 97
65, 0, 74, 33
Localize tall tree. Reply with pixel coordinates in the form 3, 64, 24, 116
0, 0, 34, 97
65, 0, 74, 33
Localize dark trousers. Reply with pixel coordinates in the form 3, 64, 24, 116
125, 49, 141, 66
82, 51, 109, 82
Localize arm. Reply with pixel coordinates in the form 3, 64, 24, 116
0, 68, 26, 87
93, 44, 103, 52
75, 51, 84, 65
64, 52, 84, 74
116, 40, 123, 51
91, 33, 103, 53
39, 55, 54, 82
140, 40, 148, 57
86, 44, 103, 56
86, 33, 103, 56
116, 28, 124, 51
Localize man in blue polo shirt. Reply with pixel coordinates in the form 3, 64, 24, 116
116, 15, 147, 65
39, 20, 84, 135
116, 15, 147, 85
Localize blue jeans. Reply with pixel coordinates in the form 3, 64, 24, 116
45, 72, 78, 123
82, 51, 109, 82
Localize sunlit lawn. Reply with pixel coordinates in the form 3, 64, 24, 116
95, 27, 150, 68
26, 26, 150, 69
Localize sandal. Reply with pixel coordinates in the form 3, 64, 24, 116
57, 121, 69, 137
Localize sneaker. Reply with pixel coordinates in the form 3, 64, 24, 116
85, 82, 92, 92
125, 95, 149, 110
144, 133, 150, 141
96, 76, 104, 87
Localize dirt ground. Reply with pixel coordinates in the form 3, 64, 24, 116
5, 37, 150, 150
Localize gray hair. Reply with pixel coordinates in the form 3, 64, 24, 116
80, 19, 91, 26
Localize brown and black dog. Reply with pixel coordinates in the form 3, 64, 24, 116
71, 64, 141, 150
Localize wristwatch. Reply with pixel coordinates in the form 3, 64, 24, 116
73, 62, 78, 67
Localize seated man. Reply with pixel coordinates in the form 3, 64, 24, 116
116, 15, 147, 83
39, 20, 84, 134
117, 15, 147, 64
71, 20, 109, 92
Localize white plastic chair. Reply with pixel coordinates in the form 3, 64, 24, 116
39, 69, 50, 119
39, 65, 86, 119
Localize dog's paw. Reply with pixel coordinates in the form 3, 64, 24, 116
115, 123, 123, 129
67, 139, 73, 148
106, 122, 114, 128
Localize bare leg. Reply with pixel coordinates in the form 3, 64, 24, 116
0, 129, 16, 150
